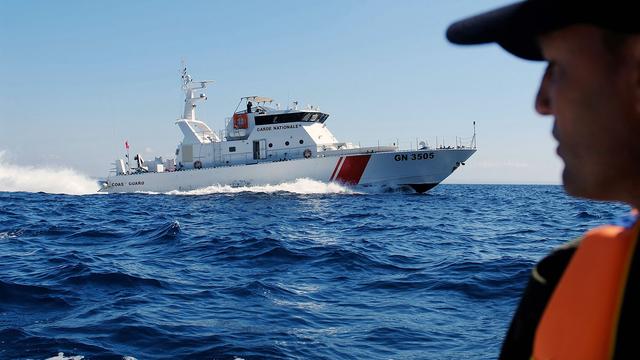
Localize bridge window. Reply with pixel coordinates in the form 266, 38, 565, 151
254, 112, 329, 125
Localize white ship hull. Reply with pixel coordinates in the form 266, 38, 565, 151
102, 148, 475, 193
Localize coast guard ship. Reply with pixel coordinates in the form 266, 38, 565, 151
100, 67, 476, 193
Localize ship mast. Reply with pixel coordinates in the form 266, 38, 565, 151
181, 62, 214, 120
176, 63, 220, 144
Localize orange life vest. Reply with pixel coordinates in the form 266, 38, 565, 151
532, 222, 640, 360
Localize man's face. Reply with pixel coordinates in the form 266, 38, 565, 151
536, 25, 640, 203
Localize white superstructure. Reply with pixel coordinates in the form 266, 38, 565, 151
101, 66, 476, 193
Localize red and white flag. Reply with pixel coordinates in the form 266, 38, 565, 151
125, 140, 129, 150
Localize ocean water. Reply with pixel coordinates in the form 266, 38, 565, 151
0, 178, 629, 359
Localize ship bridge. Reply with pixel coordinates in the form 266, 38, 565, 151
225, 96, 329, 141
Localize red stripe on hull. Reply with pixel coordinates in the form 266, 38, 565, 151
334, 155, 371, 185
329, 157, 344, 181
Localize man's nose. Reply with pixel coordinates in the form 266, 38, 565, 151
535, 66, 553, 115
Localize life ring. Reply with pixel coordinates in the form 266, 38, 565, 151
194, 160, 202, 169
232, 113, 248, 129
303, 149, 312, 159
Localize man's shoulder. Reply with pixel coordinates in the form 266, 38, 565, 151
534, 214, 638, 286
500, 215, 638, 359
499, 238, 580, 359
533, 238, 580, 287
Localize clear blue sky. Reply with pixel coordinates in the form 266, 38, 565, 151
0, 0, 559, 184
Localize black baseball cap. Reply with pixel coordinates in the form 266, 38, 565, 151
446, 1, 640, 61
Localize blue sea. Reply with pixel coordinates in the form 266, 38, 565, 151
0, 182, 629, 359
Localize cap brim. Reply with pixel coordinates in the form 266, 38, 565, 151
446, 1, 565, 61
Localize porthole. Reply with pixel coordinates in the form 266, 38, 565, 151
299, 140, 304, 144
268, 143, 273, 148
285, 141, 290, 146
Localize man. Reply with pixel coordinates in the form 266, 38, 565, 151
447, 1, 640, 359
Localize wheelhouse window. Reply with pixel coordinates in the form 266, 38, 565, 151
254, 112, 329, 126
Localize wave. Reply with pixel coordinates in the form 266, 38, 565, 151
1, 328, 117, 359
46, 353, 87, 360
165, 178, 358, 195
64, 272, 166, 289
0, 150, 99, 195
0, 280, 72, 309
132, 220, 181, 242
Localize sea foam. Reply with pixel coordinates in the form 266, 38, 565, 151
165, 178, 357, 195
0, 151, 99, 195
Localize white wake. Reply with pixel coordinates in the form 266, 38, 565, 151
165, 178, 358, 195
0, 151, 100, 195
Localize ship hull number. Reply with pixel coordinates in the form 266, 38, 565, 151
394, 152, 434, 161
